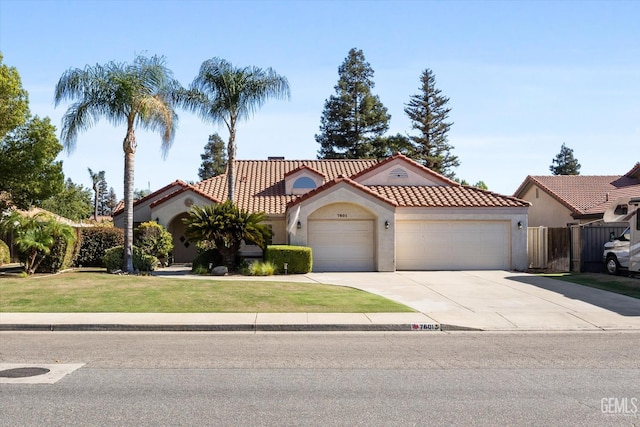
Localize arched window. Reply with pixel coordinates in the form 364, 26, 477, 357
293, 177, 317, 189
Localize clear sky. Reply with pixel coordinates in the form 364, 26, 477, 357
1, 0, 638, 200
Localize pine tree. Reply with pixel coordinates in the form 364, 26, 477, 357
97, 174, 109, 215
106, 187, 118, 216
316, 48, 390, 159
198, 133, 227, 180
549, 143, 581, 175
405, 69, 459, 178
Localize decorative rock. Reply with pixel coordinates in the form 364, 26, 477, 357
212, 266, 228, 276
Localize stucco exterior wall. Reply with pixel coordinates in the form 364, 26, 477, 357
520, 185, 575, 227
287, 183, 396, 271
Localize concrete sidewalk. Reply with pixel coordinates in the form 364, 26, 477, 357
1, 268, 638, 332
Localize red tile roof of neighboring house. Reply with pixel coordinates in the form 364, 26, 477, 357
513, 165, 640, 218
191, 157, 528, 215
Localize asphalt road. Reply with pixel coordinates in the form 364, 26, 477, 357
1, 332, 639, 426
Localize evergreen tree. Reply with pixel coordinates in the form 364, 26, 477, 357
405, 69, 459, 178
198, 133, 227, 180
316, 48, 390, 159
106, 187, 118, 216
549, 143, 581, 175
97, 174, 110, 215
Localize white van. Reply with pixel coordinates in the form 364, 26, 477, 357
603, 197, 640, 275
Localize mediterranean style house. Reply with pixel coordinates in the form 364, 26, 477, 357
514, 163, 640, 227
114, 153, 530, 272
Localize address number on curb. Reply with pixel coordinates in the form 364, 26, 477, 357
411, 323, 440, 331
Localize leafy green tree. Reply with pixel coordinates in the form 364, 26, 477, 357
0, 52, 30, 139
405, 68, 459, 178
198, 133, 227, 180
41, 178, 92, 221
54, 54, 181, 273
181, 58, 290, 201
183, 201, 272, 269
134, 221, 173, 261
550, 143, 581, 175
316, 48, 391, 159
0, 210, 74, 274
0, 116, 64, 209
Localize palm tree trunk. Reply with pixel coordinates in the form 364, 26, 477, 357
226, 118, 237, 202
123, 128, 136, 273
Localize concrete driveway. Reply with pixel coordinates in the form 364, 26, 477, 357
302, 270, 640, 331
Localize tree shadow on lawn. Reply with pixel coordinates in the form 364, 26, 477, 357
506, 274, 640, 317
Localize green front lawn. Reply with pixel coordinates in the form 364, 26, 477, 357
542, 272, 640, 299
0, 270, 413, 313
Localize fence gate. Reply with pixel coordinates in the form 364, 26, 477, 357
579, 226, 627, 273
527, 227, 570, 271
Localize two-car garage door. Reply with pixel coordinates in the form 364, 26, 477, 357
396, 221, 510, 270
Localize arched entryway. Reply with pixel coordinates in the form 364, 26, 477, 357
307, 203, 376, 272
168, 213, 197, 263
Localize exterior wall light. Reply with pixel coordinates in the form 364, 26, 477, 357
384, 220, 390, 229
517, 221, 523, 230
297, 221, 302, 229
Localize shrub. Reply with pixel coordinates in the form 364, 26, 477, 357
103, 245, 158, 273
75, 227, 124, 267
0, 239, 9, 266
191, 248, 224, 273
245, 261, 277, 276
37, 228, 79, 273
265, 245, 313, 274
134, 221, 173, 259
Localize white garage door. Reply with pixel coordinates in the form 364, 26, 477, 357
308, 220, 375, 271
396, 221, 510, 270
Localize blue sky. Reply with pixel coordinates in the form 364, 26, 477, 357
1, 0, 638, 199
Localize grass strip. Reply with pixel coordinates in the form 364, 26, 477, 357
542, 272, 640, 299
0, 270, 413, 313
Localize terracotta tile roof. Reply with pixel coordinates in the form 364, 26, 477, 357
514, 171, 640, 217
624, 162, 640, 179
192, 158, 528, 214
112, 180, 191, 216
371, 185, 530, 208
195, 159, 378, 214
350, 153, 460, 186
287, 177, 399, 209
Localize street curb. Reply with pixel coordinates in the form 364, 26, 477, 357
0, 323, 481, 332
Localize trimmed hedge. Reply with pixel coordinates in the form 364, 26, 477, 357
103, 245, 158, 273
0, 239, 9, 266
75, 227, 125, 267
265, 245, 313, 274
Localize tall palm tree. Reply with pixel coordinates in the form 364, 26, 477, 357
87, 167, 104, 221
54, 54, 180, 272
181, 58, 290, 201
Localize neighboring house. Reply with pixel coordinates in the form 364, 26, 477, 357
114, 154, 530, 272
514, 163, 640, 228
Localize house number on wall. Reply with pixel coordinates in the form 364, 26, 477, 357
337, 213, 348, 218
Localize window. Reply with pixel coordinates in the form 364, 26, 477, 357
292, 177, 316, 190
